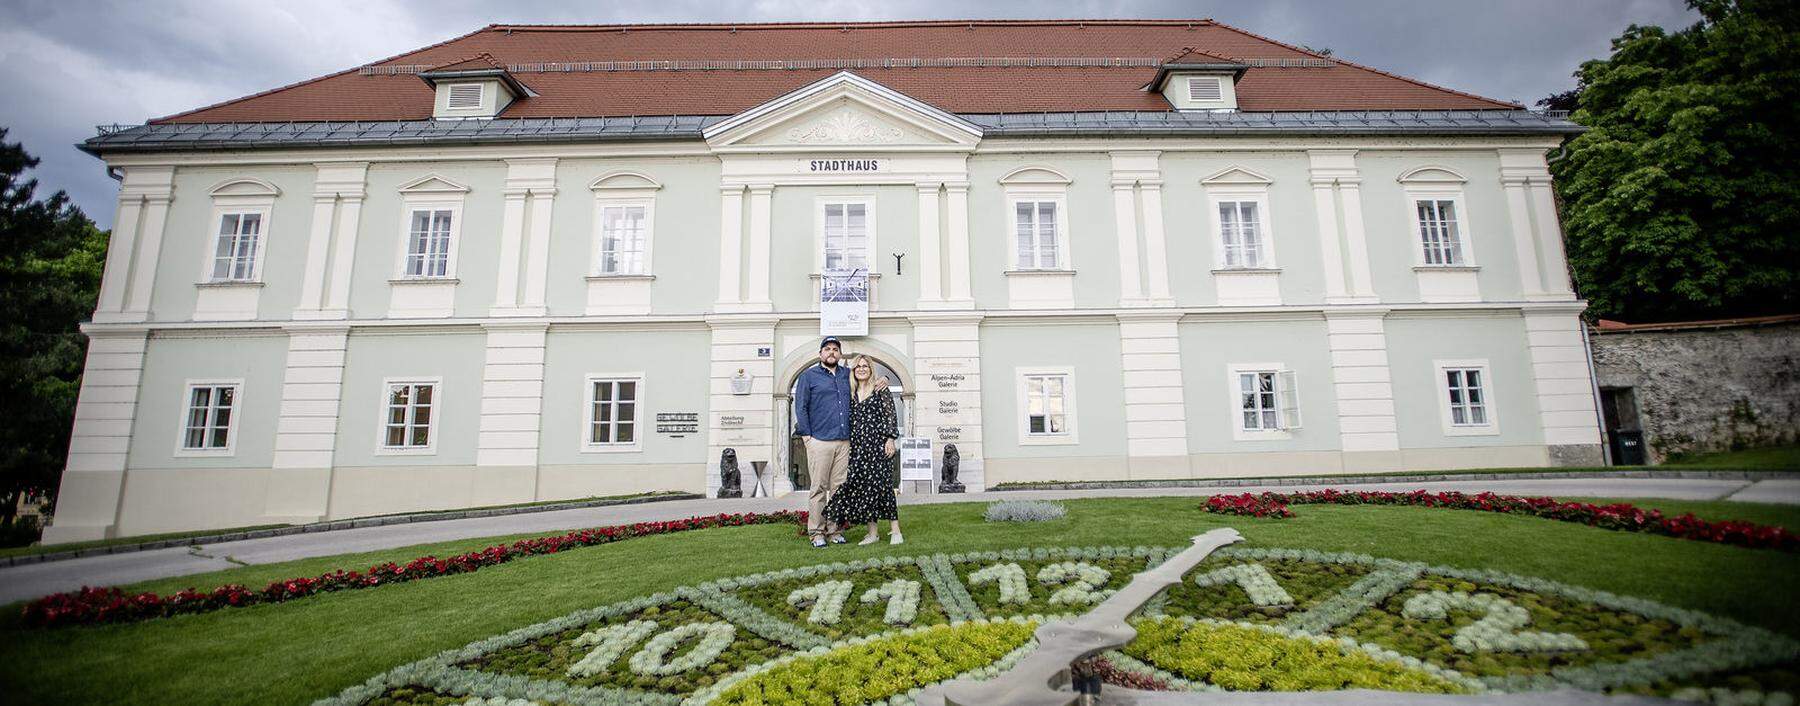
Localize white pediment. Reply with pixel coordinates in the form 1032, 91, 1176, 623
1200, 167, 1273, 186
1397, 166, 1467, 184
397, 174, 471, 194
704, 71, 981, 152
208, 177, 281, 197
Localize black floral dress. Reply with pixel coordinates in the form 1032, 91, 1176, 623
825, 391, 900, 524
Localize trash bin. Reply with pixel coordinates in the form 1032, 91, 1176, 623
1609, 430, 1647, 466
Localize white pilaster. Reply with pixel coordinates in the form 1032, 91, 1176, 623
494, 158, 557, 317
909, 313, 985, 491
745, 184, 774, 309
1139, 181, 1173, 303
42, 331, 148, 543
708, 317, 778, 497
1325, 311, 1400, 464
1309, 151, 1378, 304
476, 323, 548, 473
1118, 313, 1187, 475
295, 162, 367, 320
266, 326, 349, 523
944, 182, 974, 307
1501, 177, 1548, 299
715, 185, 745, 309
1527, 182, 1576, 298
915, 182, 945, 305
93, 166, 175, 323
1110, 181, 1145, 304
1524, 309, 1603, 459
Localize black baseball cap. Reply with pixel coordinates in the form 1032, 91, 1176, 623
820, 336, 842, 349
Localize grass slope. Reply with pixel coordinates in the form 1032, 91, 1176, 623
1, 497, 1795, 706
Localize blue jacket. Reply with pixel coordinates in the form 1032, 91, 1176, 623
793, 363, 851, 441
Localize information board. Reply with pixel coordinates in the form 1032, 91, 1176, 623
899, 437, 933, 481
820, 268, 869, 336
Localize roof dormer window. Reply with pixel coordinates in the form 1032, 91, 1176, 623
417, 53, 531, 120
1187, 76, 1224, 102
1147, 49, 1247, 113
445, 83, 484, 110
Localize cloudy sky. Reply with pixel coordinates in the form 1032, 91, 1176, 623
0, 0, 1698, 228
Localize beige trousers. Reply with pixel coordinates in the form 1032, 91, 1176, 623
804, 438, 851, 538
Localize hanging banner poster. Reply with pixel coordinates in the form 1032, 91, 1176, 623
820, 267, 869, 336
899, 437, 934, 482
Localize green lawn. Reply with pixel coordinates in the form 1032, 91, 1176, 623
1, 496, 1796, 706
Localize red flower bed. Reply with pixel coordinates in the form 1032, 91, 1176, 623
1201, 489, 1797, 551
22, 510, 807, 629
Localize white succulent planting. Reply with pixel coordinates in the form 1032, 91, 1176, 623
968, 563, 1032, 604
627, 621, 738, 676
983, 500, 1068, 523
565, 619, 659, 678
1192, 563, 1295, 607
1670, 687, 1796, 706
1402, 591, 1589, 654
786, 580, 855, 625
861, 579, 923, 625
1037, 562, 1114, 605
461, 698, 540, 706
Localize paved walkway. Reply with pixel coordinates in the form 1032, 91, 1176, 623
0, 477, 1791, 606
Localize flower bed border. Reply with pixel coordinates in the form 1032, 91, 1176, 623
21, 511, 807, 629
1201, 490, 1797, 551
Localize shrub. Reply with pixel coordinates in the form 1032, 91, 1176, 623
984, 499, 1068, 523
706, 619, 1036, 705
1123, 617, 1467, 693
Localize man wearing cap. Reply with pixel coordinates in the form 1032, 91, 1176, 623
794, 336, 885, 547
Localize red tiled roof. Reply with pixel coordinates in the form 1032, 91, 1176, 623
1593, 314, 1800, 333
154, 20, 1519, 124
424, 53, 507, 73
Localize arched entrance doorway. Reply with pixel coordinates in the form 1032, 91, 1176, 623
776, 356, 912, 491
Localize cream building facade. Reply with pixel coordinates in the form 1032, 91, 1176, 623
48, 21, 1602, 542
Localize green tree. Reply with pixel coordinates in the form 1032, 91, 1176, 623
0, 128, 108, 531
1551, 0, 1799, 322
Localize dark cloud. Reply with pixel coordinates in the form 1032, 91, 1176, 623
0, 0, 1696, 228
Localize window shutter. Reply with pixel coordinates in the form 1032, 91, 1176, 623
447, 83, 484, 109
1188, 77, 1223, 102
1277, 369, 1303, 429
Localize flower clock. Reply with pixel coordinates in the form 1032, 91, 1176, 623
319, 545, 1800, 706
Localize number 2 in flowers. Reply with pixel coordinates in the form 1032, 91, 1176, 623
968, 563, 1031, 604
566, 619, 659, 678
787, 580, 855, 624
1402, 591, 1589, 653
860, 579, 923, 625
1037, 562, 1114, 605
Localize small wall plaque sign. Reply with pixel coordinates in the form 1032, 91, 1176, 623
730, 369, 753, 395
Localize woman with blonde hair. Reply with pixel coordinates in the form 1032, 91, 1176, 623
824, 355, 903, 544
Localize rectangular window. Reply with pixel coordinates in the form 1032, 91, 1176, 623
1014, 200, 1060, 269
1237, 369, 1301, 432
210, 212, 262, 281
1444, 368, 1490, 426
446, 83, 484, 109
181, 383, 238, 451
404, 209, 455, 278
1023, 373, 1069, 436
1415, 199, 1464, 266
822, 202, 869, 271
1217, 201, 1265, 268
597, 205, 647, 275
1188, 77, 1223, 101
588, 378, 639, 446
383, 381, 436, 450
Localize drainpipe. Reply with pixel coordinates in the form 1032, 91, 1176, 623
1579, 319, 1613, 466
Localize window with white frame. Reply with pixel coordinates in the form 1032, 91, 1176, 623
1216, 201, 1267, 269
403, 208, 456, 278
586, 377, 640, 448
382, 380, 438, 451
822, 202, 870, 271
179, 381, 240, 453
1016, 368, 1077, 444
1414, 199, 1465, 266
596, 204, 648, 275
1435, 360, 1498, 435
209, 212, 264, 282
1013, 200, 1062, 269
1232, 367, 1301, 434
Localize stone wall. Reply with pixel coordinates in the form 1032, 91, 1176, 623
1590, 319, 1800, 462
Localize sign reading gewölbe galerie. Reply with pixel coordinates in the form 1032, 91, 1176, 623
820, 268, 869, 336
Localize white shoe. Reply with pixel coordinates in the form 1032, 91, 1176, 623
811, 537, 827, 548
889, 532, 904, 545
858, 534, 879, 546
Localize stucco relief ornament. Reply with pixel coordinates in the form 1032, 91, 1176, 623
785, 109, 906, 144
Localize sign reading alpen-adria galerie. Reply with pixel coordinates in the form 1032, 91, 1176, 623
805, 159, 883, 172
